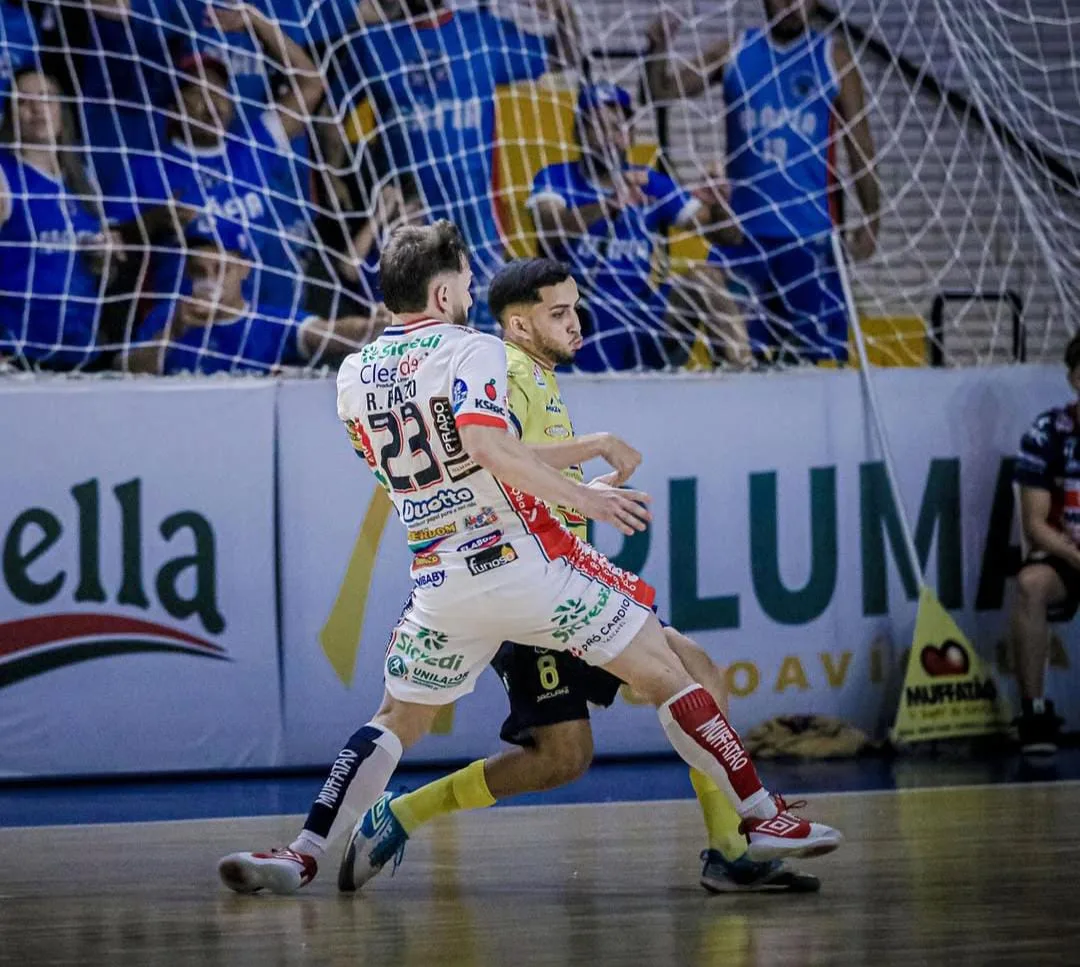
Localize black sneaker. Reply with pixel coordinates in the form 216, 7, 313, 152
1016, 699, 1063, 756
699, 849, 821, 894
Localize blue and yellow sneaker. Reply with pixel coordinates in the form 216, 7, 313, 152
699, 849, 821, 894
338, 791, 409, 892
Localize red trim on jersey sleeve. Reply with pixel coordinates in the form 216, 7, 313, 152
455, 413, 508, 430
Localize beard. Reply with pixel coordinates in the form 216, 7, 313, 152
450, 300, 469, 327
539, 335, 576, 367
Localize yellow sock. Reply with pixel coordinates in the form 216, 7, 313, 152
689, 767, 748, 862
389, 759, 495, 835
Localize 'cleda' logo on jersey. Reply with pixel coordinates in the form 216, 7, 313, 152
401, 487, 475, 523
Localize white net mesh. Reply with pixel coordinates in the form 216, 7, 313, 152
0, 0, 1076, 374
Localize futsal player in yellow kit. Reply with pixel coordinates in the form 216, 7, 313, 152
339, 258, 819, 894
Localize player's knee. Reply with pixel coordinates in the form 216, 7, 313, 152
532, 723, 594, 786
372, 692, 440, 749
1016, 566, 1057, 609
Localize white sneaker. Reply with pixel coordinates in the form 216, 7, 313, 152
739, 796, 843, 861
218, 847, 317, 895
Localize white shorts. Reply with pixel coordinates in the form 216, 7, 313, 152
382, 537, 656, 705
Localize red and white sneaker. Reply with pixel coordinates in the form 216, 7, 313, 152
217, 848, 317, 895
740, 796, 842, 862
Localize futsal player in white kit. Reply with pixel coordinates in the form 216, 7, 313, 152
217, 221, 842, 895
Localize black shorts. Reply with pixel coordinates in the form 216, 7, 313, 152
491, 642, 624, 748
1021, 552, 1080, 621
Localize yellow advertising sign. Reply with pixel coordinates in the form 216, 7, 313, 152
891, 587, 1011, 742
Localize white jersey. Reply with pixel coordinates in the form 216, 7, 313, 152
336, 317, 577, 575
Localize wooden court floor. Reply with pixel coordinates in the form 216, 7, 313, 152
2, 783, 1079, 967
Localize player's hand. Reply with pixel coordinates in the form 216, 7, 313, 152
578, 485, 652, 536
848, 221, 878, 261
614, 169, 648, 209
376, 184, 404, 227
596, 433, 641, 486
693, 161, 732, 210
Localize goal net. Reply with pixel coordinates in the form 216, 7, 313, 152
0, 0, 1076, 373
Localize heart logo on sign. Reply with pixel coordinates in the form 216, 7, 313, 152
919, 640, 970, 677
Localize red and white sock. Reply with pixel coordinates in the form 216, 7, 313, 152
658, 685, 775, 819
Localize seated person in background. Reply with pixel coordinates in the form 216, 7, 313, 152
123, 219, 383, 374
107, 6, 323, 311
322, 0, 581, 331
1009, 333, 1080, 755
0, 68, 127, 370
1, 0, 38, 124
528, 82, 745, 372
644, 2, 880, 365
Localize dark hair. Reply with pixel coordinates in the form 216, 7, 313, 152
0, 68, 103, 223
379, 220, 468, 313
1066, 332, 1080, 372
488, 258, 573, 323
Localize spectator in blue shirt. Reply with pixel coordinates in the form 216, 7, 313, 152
0, 68, 127, 369
75, 0, 316, 210
645, 3, 881, 364
124, 218, 384, 373
323, 0, 582, 331
529, 82, 744, 371
107, 5, 323, 311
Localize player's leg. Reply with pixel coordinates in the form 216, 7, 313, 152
768, 238, 849, 365
1011, 558, 1072, 753
597, 613, 841, 860
218, 589, 500, 896
665, 629, 819, 892
665, 263, 752, 369
339, 644, 607, 891
218, 691, 441, 895
710, 240, 786, 365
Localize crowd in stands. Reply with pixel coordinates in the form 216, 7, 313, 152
0, 0, 880, 375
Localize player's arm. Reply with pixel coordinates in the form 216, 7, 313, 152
644, 12, 731, 101
1014, 416, 1080, 568
530, 168, 651, 256
1020, 486, 1080, 570
119, 310, 174, 374
671, 169, 743, 248
460, 424, 650, 536
528, 433, 641, 485
833, 38, 880, 261
298, 306, 389, 363
88, 0, 131, 22
212, 4, 324, 140
453, 335, 649, 535
531, 196, 620, 248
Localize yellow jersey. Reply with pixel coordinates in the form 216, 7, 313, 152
504, 340, 588, 539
